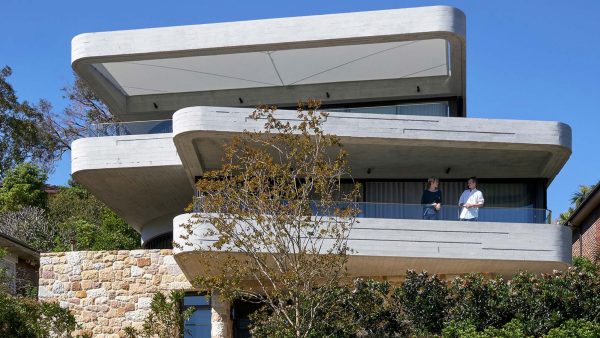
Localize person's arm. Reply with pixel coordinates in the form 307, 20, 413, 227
466, 191, 484, 208
421, 191, 426, 205
458, 191, 466, 206
434, 191, 442, 210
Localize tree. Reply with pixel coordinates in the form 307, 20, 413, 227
571, 184, 594, 207
181, 101, 360, 337
0, 66, 63, 178
48, 181, 140, 251
40, 74, 117, 151
557, 181, 598, 224
0, 162, 48, 212
0, 206, 56, 252
557, 207, 574, 226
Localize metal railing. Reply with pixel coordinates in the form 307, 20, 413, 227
88, 119, 173, 137
192, 199, 551, 224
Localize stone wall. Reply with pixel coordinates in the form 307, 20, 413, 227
38, 249, 192, 337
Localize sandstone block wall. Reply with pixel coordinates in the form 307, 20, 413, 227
38, 249, 192, 338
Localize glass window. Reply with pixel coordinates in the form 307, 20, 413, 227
329, 102, 449, 117
183, 295, 211, 338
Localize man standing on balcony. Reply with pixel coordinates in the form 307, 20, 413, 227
459, 177, 485, 221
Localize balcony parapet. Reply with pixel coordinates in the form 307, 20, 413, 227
172, 212, 572, 280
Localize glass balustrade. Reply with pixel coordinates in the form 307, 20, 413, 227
328, 101, 450, 117
86, 102, 449, 138
192, 199, 551, 224
88, 119, 173, 136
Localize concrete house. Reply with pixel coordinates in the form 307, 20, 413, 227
39, 6, 573, 337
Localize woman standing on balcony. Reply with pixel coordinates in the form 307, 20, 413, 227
421, 177, 442, 220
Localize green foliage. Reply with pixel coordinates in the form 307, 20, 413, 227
0, 162, 48, 211
0, 248, 9, 293
0, 206, 56, 251
241, 264, 600, 337
506, 268, 600, 336
124, 291, 194, 338
574, 256, 599, 274
0, 248, 78, 337
571, 185, 594, 207
49, 181, 140, 251
442, 319, 531, 338
396, 270, 449, 334
443, 319, 600, 338
557, 181, 598, 224
0, 292, 77, 338
447, 274, 510, 331
187, 102, 360, 338
303, 279, 410, 337
545, 319, 600, 338
0, 66, 63, 178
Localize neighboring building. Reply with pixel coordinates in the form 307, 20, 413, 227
39, 6, 573, 337
0, 231, 39, 295
570, 184, 600, 262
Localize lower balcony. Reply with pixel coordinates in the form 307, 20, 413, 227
172, 204, 572, 282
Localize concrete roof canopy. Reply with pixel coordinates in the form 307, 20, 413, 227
71, 6, 466, 120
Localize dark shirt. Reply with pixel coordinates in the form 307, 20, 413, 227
421, 189, 442, 205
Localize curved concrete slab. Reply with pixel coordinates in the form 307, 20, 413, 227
172, 106, 571, 182
173, 213, 571, 280
71, 6, 466, 119
71, 135, 193, 242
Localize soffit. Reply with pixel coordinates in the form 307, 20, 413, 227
72, 6, 466, 118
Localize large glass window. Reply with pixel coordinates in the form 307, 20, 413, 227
329, 101, 449, 117
183, 295, 211, 338
363, 180, 538, 208
357, 180, 548, 223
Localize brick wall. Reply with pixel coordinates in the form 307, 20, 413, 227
16, 257, 38, 295
572, 207, 600, 262
38, 249, 192, 337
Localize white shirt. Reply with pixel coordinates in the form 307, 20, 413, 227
459, 188, 484, 219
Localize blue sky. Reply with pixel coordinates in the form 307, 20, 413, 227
2, 0, 599, 218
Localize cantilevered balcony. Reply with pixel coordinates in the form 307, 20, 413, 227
172, 204, 571, 281
72, 106, 571, 249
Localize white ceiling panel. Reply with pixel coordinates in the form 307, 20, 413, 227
279, 39, 448, 85
97, 39, 448, 96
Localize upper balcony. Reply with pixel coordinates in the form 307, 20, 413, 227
172, 106, 571, 183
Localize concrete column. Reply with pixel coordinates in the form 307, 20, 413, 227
211, 290, 232, 338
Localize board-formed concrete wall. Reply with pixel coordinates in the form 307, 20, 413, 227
38, 250, 191, 337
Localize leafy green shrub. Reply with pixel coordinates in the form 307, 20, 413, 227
49, 182, 140, 251
574, 256, 599, 275
447, 274, 510, 331
0, 292, 77, 337
251, 280, 412, 338
544, 319, 600, 338
442, 319, 531, 338
507, 267, 600, 336
396, 270, 449, 334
